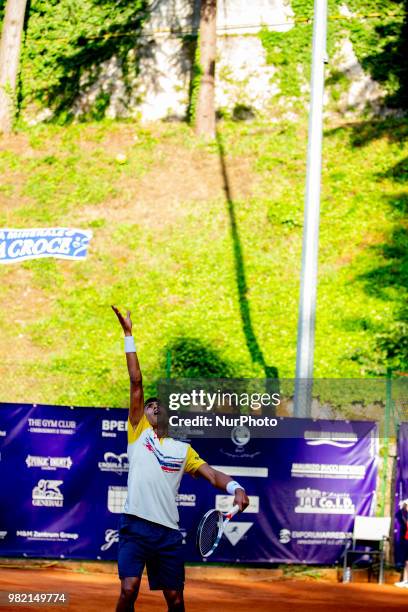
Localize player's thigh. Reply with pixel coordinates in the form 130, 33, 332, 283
117, 514, 149, 580
146, 529, 185, 591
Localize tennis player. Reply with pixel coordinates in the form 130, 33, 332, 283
112, 306, 249, 612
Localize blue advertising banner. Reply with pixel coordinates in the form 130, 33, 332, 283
395, 423, 408, 566
0, 403, 378, 564
0, 403, 127, 560
0, 229, 92, 263
179, 418, 378, 564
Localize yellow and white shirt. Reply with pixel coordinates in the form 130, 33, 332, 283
124, 415, 205, 530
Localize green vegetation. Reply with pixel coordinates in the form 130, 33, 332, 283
19, 0, 148, 121
186, 33, 202, 124
259, 0, 407, 111
0, 0, 405, 122
0, 115, 407, 406
346, 0, 407, 109
0, 0, 406, 410
259, 0, 314, 101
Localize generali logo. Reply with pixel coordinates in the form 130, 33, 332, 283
32, 480, 63, 507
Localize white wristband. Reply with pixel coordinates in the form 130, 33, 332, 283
124, 336, 136, 353
226, 480, 244, 495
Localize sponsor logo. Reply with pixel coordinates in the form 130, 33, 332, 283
291, 463, 366, 480
100, 529, 119, 551
98, 452, 129, 475
220, 447, 261, 460
223, 522, 253, 546
32, 479, 63, 507
28, 418, 76, 435
107, 486, 127, 513
231, 425, 250, 447
0, 228, 92, 263
175, 493, 196, 507
180, 530, 187, 545
279, 529, 291, 544
26, 455, 72, 471
101, 420, 128, 438
0, 531, 7, 540
278, 528, 352, 546
216, 495, 259, 514
16, 530, 78, 542
295, 488, 355, 515
304, 430, 357, 448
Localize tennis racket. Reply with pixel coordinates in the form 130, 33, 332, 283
196, 504, 240, 558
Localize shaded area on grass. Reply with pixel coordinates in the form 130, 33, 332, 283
216, 131, 279, 383
325, 118, 408, 147
162, 337, 236, 379
340, 119, 408, 374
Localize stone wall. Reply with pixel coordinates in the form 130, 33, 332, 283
71, 0, 386, 122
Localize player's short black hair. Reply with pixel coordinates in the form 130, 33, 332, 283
144, 397, 164, 409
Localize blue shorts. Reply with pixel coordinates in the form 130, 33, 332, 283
117, 513, 185, 591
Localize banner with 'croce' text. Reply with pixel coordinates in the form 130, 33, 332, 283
0, 228, 92, 263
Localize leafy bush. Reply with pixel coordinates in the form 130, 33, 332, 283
20, 0, 148, 120
259, 0, 408, 110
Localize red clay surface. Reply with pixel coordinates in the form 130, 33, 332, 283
1, 568, 408, 612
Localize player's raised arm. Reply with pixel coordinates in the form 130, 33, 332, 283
111, 306, 144, 428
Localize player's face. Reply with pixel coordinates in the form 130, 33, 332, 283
144, 401, 167, 427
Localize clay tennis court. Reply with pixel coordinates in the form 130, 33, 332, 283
2, 567, 408, 612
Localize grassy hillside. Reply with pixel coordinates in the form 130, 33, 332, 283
0, 116, 407, 407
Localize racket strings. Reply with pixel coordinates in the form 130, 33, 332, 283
199, 510, 223, 556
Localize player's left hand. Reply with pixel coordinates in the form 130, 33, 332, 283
112, 305, 133, 336
234, 488, 249, 512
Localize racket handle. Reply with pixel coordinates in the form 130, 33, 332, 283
225, 504, 240, 519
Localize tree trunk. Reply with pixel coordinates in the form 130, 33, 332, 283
0, 0, 28, 134
195, 0, 217, 139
